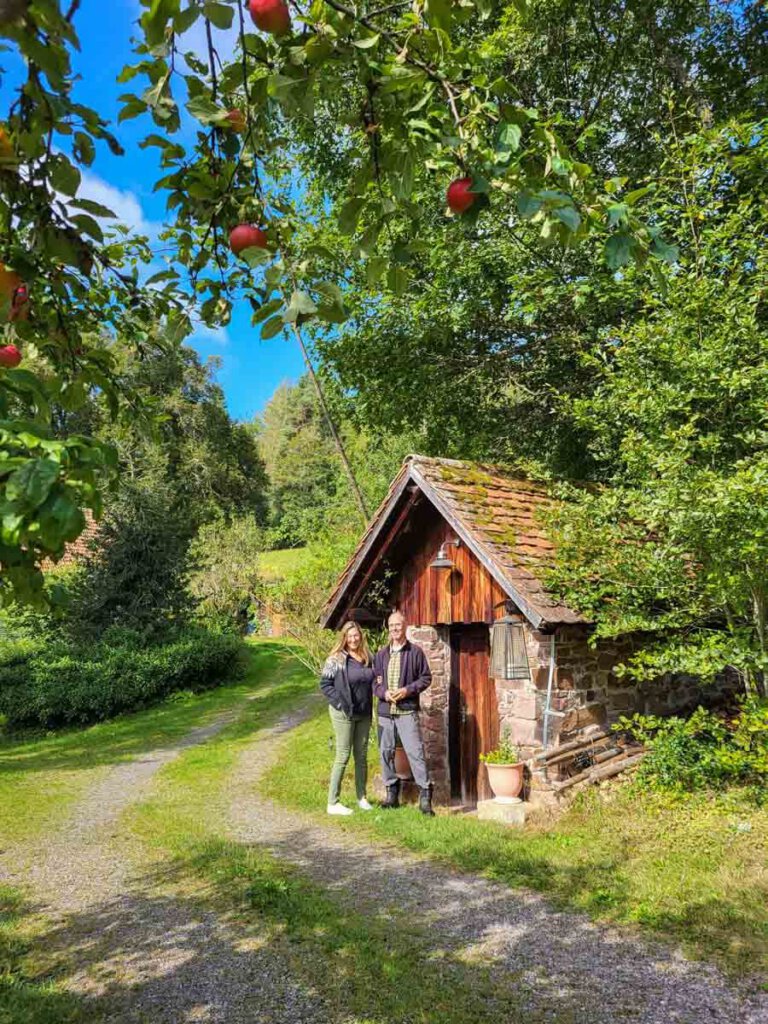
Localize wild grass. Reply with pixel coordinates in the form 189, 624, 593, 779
0, 641, 258, 846
0, 884, 101, 1024
263, 698, 768, 980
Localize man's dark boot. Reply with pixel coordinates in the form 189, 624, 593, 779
419, 784, 435, 817
382, 780, 400, 809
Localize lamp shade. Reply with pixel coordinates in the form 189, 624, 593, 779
429, 543, 454, 570
491, 619, 530, 680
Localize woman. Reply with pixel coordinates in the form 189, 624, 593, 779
320, 621, 376, 815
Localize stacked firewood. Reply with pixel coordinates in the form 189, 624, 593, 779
536, 729, 646, 792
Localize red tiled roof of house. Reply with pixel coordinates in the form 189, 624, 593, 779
43, 511, 101, 570
322, 455, 585, 629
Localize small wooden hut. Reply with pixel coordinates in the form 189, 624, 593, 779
322, 456, 716, 808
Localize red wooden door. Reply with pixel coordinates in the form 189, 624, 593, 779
450, 625, 498, 805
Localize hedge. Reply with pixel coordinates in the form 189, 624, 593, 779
0, 628, 243, 730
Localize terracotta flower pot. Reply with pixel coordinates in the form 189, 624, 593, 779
485, 762, 524, 801
394, 745, 412, 780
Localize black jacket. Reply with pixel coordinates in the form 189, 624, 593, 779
372, 640, 432, 718
319, 653, 375, 718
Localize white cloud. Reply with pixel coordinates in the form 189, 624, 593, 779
189, 321, 230, 346
78, 168, 162, 239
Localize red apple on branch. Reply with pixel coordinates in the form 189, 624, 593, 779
225, 109, 246, 133
229, 224, 268, 256
446, 177, 477, 215
0, 344, 22, 368
9, 281, 29, 321
249, 0, 291, 35
0, 263, 28, 320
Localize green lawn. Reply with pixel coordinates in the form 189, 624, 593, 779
0, 884, 103, 1024
3, 642, 765, 1024
0, 642, 312, 1024
263, 698, 768, 980
258, 547, 306, 581
0, 642, 257, 847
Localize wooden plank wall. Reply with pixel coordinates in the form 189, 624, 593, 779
394, 510, 507, 625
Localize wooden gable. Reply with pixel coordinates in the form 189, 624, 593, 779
393, 501, 508, 626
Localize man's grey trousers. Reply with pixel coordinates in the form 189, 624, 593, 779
378, 713, 430, 790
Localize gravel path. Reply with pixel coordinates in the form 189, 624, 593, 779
229, 704, 768, 1024
3, 694, 766, 1024
0, 703, 329, 1024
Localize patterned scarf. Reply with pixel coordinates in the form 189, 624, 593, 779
387, 645, 411, 716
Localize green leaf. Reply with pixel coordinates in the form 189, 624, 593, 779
552, 204, 581, 233
605, 232, 633, 269
495, 122, 522, 160
650, 233, 679, 264
366, 256, 387, 286
203, 1, 234, 28
145, 269, 180, 286
387, 265, 409, 296
424, 0, 452, 29
338, 197, 364, 236
49, 154, 81, 197
186, 94, 220, 124
71, 198, 117, 219
252, 298, 284, 324
118, 96, 148, 123
283, 290, 318, 323
314, 281, 345, 305
73, 132, 96, 166
69, 214, 104, 243
242, 246, 271, 268
516, 191, 542, 219
261, 315, 285, 339
606, 203, 629, 228
174, 2, 201, 32
353, 33, 380, 48
142, 0, 180, 47
6, 458, 60, 509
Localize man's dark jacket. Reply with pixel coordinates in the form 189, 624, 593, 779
372, 640, 432, 718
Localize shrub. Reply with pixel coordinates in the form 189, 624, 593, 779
618, 699, 768, 794
0, 628, 243, 730
188, 515, 263, 632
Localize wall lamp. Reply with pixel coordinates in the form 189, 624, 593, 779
429, 537, 461, 571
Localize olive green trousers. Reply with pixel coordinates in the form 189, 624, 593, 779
328, 705, 371, 805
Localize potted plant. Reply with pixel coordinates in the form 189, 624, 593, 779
480, 737, 524, 801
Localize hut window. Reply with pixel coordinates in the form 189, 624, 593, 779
490, 614, 530, 680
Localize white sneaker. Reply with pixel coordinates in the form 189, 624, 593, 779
358, 798, 373, 811
327, 803, 353, 816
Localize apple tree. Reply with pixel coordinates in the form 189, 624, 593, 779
0, 0, 192, 605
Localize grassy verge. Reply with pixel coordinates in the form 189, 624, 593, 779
0, 642, 313, 1024
263, 702, 768, 980
0, 885, 101, 1024
0, 639, 255, 846
127, 648, 564, 1024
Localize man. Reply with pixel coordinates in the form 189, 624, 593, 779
373, 610, 435, 816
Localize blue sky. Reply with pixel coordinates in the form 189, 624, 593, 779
4, 0, 306, 422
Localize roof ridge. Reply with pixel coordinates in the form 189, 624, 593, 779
405, 452, 539, 482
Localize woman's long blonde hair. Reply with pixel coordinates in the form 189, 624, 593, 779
328, 620, 372, 665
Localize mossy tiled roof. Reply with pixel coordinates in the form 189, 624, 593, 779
411, 456, 584, 626
323, 455, 585, 629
